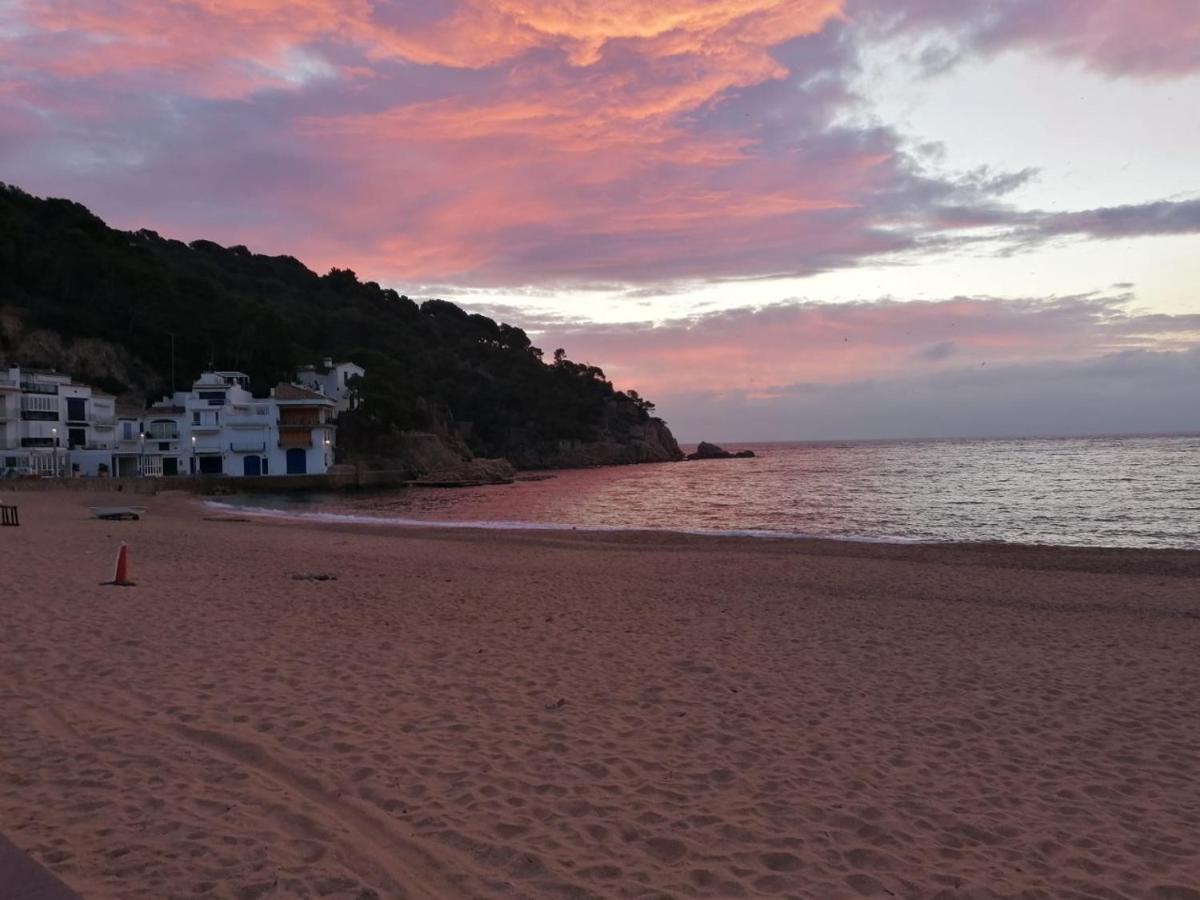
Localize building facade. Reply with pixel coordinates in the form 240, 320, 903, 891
3, 362, 358, 479
144, 371, 338, 477
1, 366, 118, 477
294, 358, 364, 413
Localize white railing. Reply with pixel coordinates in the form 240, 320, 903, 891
31, 454, 59, 476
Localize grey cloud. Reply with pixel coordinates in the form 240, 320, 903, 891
660, 347, 1200, 442
916, 340, 957, 362
1031, 198, 1200, 240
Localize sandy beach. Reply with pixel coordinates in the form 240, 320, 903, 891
2, 490, 1200, 899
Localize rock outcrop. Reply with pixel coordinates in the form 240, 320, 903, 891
409, 457, 516, 486
503, 416, 685, 469
686, 441, 756, 461
346, 431, 474, 477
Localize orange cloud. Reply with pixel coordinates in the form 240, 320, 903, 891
6, 0, 1193, 290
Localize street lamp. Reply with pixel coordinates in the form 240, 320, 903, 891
51, 426, 58, 477
139, 431, 145, 477
191, 434, 197, 476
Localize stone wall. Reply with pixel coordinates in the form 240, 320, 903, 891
1, 466, 413, 495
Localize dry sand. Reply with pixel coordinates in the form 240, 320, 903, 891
2, 490, 1200, 899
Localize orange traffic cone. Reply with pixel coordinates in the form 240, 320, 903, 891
103, 542, 136, 587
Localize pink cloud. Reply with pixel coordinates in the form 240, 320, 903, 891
1, 0, 1196, 289
513, 295, 1200, 395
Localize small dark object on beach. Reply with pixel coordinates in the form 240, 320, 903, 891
545, 698, 567, 710
290, 572, 338, 582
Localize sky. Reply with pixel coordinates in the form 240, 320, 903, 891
2, 0, 1198, 440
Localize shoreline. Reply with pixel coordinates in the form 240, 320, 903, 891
204, 496, 1200, 559
4, 490, 1200, 898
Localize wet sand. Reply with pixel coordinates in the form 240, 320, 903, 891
2, 490, 1200, 899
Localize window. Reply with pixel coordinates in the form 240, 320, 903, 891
122, 422, 135, 441
192, 411, 200, 425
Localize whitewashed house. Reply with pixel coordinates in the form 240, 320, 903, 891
0, 366, 118, 477
295, 358, 364, 413
3, 363, 355, 479
146, 370, 338, 476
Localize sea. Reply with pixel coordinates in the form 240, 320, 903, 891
213, 435, 1200, 550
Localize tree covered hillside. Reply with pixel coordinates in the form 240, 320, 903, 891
0, 184, 679, 464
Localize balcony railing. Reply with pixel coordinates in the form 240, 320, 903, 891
279, 417, 323, 428
20, 382, 58, 395
92, 417, 117, 427
146, 428, 180, 441
191, 422, 221, 432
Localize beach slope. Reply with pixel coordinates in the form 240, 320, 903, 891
2, 491, 1199, 898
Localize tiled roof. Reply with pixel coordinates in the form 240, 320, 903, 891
274, 382, 332, 402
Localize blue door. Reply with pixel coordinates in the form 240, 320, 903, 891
286, 448, 307, 474
243, 456, 262, 476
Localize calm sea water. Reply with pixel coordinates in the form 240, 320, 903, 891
217, 435, 1200, 549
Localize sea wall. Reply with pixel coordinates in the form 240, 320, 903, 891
1, 466, 413, 496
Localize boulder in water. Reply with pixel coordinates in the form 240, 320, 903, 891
686, 441, 756, 461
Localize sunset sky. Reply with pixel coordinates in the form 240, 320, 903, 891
2, 0, 1197, 439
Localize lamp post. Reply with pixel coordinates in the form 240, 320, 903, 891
51, 426, 58, 477
139, 431, 145, 477
191, 434, 197, 476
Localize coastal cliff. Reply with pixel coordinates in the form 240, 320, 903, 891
345, 413, 682, 478
503, 415, 683, 469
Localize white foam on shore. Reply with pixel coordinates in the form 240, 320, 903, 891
203, 501, 925, 545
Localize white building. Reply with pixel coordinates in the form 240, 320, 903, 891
145, 371, 338, 477
0, 366, 118, 477
295, 358, 364, 413
2, 363, 357, 479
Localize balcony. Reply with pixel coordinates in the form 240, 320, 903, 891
20, 382, 58, 395
146, 428, 180, 441
231, 441, 266, 453
191, 422, 221, 432
279, 417, 323, 429
91, 417, 117, 428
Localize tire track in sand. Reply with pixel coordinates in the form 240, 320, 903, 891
23, 686, 478, 899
